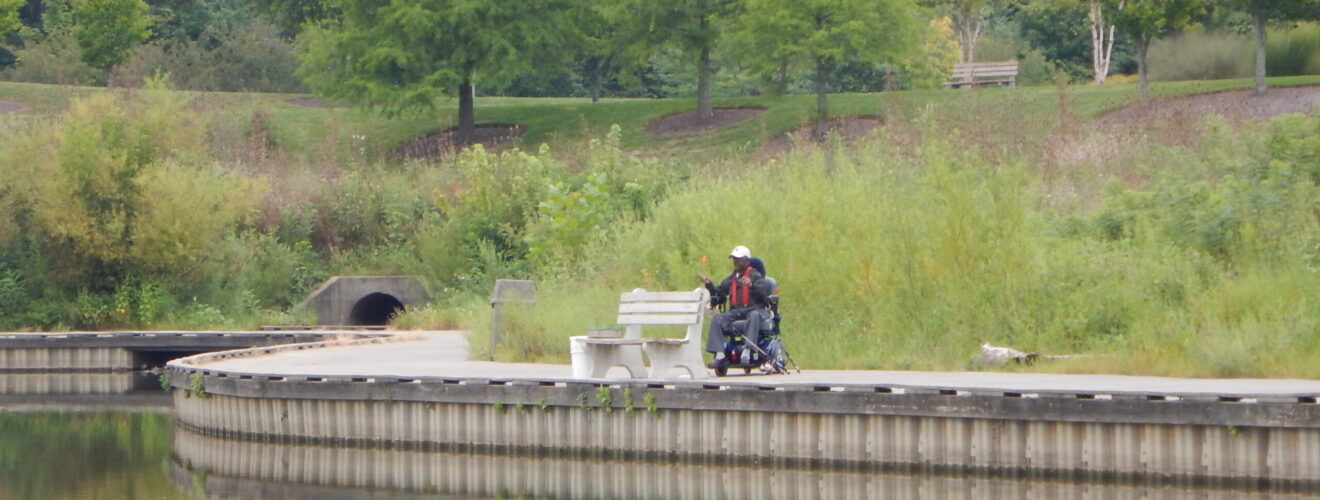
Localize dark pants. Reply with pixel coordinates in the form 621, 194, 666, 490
706, 306, 771, 354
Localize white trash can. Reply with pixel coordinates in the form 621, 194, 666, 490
569, 336, 592, 378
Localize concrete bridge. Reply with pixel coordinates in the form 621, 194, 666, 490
166, 332, 1320, 488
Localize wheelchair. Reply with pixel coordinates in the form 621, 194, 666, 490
713, 278, 799, 377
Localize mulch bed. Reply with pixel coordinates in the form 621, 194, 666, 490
1087, 86, 1319, 130
391, 124, 527, 160
645, 106, 766, 136
758, 116, 883, 157
0, 99, 29, 114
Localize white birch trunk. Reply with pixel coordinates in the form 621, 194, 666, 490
1089, 1, 1118, 85
953, 10, 983, 64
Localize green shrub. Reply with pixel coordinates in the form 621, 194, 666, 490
0, 36, 100, 85
113, 20, 305, 92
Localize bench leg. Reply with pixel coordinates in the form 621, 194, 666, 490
584, 344, 646, 379
643, 342, 708, 380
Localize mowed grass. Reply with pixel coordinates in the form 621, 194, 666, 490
2, 75, 1316, 161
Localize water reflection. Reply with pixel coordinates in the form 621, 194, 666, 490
171, 427, 1320, 500
0, 411, 196, 500
0, 372, 169, 408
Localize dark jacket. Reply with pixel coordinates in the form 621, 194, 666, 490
706, 267, 771, 310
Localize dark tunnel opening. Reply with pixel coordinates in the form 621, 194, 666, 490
349, 293, 405, 325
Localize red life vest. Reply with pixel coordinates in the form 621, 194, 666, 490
728, 270, 753, 307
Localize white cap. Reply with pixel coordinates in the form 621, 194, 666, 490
729, 245, 751, 259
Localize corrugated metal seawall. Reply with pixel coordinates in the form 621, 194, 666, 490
0, 331, 392, 371
173, 391, 1320, 485
165, 336, 1320, 486
169, 426, 1320, 499
0, 347, 134, 371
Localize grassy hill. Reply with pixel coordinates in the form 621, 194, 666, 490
1, 76, 1318, 377
3, 76, 1317, 160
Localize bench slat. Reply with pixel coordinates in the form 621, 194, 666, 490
617, 313, 702, 325
621, 291, 704, 303
951, 69, 1018, 77
618, 302, 702, 314
952, 62, 1019, 70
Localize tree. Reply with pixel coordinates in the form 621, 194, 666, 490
72, 0, 150, 71
735, 0, 922, 140
1017, 0, 1124, 84
638, 0, 740, 119
0, 0, 21, 38
1108, 0, 1202, 102
579, 0, 651, 103
240, 0, 335, 37
1015, 1, 1097, 80
1225, 0, 1319, 95
922, 0, 1005, 64
1087, 0, 1120, 84
297, 0, 575, 144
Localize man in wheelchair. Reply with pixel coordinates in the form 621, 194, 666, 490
699, 245, 786, 374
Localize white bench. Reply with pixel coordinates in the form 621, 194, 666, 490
579, 287, 710, 380
944, 60, 1019, 88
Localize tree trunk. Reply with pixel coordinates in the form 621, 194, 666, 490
813, 59, 829, 142
457, 79, 475, 144
1137, 39, 1149, 102
1253, 8, 1267, 96
696, 45, 712, 119
952, 9, 982, 64
776, 58, 790, 96
1089, 1, 1117, 85
591, 68, 604, 103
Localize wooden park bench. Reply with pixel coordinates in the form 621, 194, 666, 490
944, 60, 1019, 89
579, 288, 710, 380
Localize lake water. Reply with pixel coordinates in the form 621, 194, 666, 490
2, 375, 1319, 499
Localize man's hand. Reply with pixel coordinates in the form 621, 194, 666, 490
698, 274, 710, 285
737, 275, 751, 286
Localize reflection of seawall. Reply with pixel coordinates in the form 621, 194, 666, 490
0, 372, 170, 407
170, 427, 1318, 500
0, 372, 140, 394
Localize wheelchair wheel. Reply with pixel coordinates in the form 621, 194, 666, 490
714, 366, 728, 377
743, 367, 752, 374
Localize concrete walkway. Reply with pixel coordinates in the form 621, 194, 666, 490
195, 331, 1320, 397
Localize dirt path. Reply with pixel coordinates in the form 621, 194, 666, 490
1088, 86, 1319, 130
758, 116, 883, 157
392, 124, 527, 160
0, 99, 29, 114
286, 97, 345, 108
645, 107, 766, 136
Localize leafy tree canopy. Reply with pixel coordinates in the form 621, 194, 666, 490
297, 0, 576, 134
734, 0, 922, 136
72, 0, 150, 70
0, 0, 21, 37
240, 0, 335, 37
1108, 0, 1204, 100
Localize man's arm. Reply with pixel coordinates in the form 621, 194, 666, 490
705, 274, 733, 308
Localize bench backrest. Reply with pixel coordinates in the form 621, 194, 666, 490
617, 288, 710, 341
949, 61, 1019, 81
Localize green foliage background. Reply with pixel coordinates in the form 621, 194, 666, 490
0, 74, 1318, 376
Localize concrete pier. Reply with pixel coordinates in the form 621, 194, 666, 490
165, 333, 1320, 487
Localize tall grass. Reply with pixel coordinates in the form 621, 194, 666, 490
475, 109, 1320, 377
1149, 24, 1320, 82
